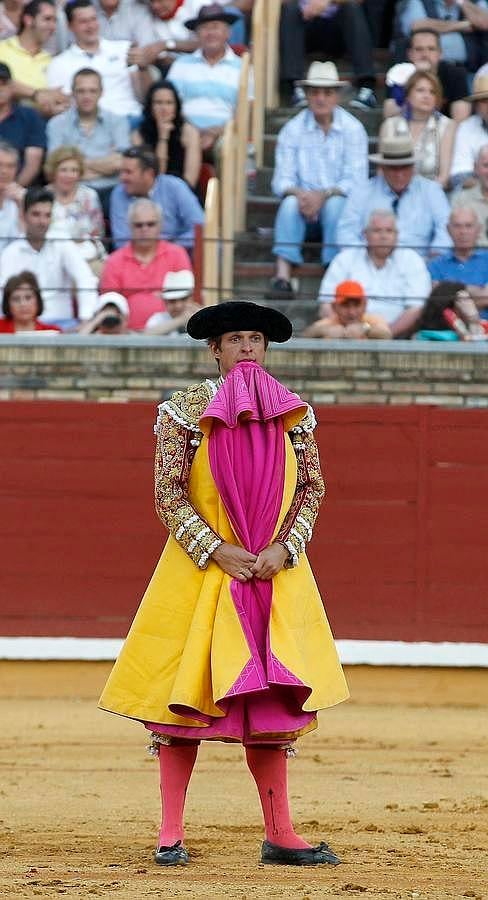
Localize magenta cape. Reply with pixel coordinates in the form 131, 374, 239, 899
146, 361, 317, 743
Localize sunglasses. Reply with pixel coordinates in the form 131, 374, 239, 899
132, 220, 159, 228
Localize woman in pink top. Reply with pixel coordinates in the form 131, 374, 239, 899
99, 198, 192, 330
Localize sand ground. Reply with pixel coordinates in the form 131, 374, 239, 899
0, 662, 486, 900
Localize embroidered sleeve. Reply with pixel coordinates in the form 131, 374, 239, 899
276, 412, 325, 568
154, 408, 222, 570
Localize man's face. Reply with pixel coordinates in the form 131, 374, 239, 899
100, 0, 119, 14
73, 73, 102, 115
382, 164, 414, 194
408, 32, 441, 71
0, 77, 13, 108
149, 0, 178, 20
166, 298, 187, 318
70, 5, 100, 45
120, 158, 154, 196
211, 331, 267, 376
475, 148, 488, 190
0, 149, 17, 187
25, 201, 52, 242
28, 2, 57, 44
365, 215, 398, 258
333, 298, 365, 326
476, 98, 488, 124
448, 210, 480, 252
197, 20, 230, 56
306, 86, 338, 119
130, 206, 161, 247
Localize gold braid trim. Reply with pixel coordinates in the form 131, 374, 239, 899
154, 381, 222, 569
277, 410, 325, 567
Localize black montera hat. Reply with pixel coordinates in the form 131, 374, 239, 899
186, 300, 292, 343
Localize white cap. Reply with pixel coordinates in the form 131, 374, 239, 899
95, 292, 129, 317
162, 270, 195, 301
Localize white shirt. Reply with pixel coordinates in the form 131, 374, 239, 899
47, 38, 141, 117
0, 238, 98, 321
450, 114, 488, 179
132, 0, 212, 45
0, 197, 21, 252
318, 246, 432, 323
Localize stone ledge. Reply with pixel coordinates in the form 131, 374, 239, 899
0, 336, 487, 408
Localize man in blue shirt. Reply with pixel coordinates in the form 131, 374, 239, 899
110, 147, 204, 251
428, 206, 488, 316
0, 63, 45, 186
337, 120, 451, 256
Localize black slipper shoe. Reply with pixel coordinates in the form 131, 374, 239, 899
261, 839, 341, 866
154, 840, 190, 866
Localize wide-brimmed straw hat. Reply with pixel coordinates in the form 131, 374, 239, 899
187, 301, 292, 342
464, 73, 488, 102
185, 3, 239, 30
296, 61, 349, 90
369, 118, 416, 167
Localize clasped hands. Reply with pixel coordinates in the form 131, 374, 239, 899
212, 541, 289, 582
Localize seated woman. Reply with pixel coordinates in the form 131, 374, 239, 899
415, 282, 488, 341
132, 80, 201, 191
378, 71, 456, 190
45, 146, 106, 274
0, 271, 61, 333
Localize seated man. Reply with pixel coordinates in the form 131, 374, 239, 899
316, 210, 431, 337
279, 0, 378, 109
0, 187, 98, 328
47, 67, 130, 212
398, 0, 488, 74
452, 144, 488, 245
109, 147, 204, 251
93, 0, 151, 42
0, 62, 45, 186
78, 290, 131, 333
428, 206, 488, 312
167, 4, 247, 153
266, 61, 368, 300
0, 139, 22, 250
0, 0, 70, 117
47, 0, 152, 121
144, 268, 198, 334
450, 74, 488, 187
336, 120, 451, 257
303, 280, 391, 339
384, 28, 470, 122
100, 197, 193, 329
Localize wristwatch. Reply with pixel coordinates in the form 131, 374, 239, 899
166, 39, 176, 51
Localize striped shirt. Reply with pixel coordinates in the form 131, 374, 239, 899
271, 106, 369, 198
167, 46, 244, 130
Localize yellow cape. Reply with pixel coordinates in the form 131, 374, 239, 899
99, 434, 349, 727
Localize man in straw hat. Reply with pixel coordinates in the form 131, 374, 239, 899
337, 117, 451, 257
99, 299, 349, 868
450, 72, 488, 187
266, 60, 368, 300
279, 0, 378, 110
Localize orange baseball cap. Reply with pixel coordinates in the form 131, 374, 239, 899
334, 280, 366, 304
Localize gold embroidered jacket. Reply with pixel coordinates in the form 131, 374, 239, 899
154, 379, 325, 569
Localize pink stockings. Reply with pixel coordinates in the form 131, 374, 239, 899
157, 741, 310, 850
245, 746, 311, 849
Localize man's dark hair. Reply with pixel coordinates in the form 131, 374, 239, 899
23, 186, 54, 213
408, 28, 441, 50
65, 0, 94, 25
20, 0, 54, 33
122, 146, 159, 175
72, 67, 102, 89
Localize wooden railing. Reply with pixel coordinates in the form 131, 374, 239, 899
200, 2, 281, 305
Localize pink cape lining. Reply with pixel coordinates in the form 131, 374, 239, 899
147, 362, 316, 743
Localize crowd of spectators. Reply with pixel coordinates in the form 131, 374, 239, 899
1, 0, 488, 343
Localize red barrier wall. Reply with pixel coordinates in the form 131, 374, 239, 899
1, 402, 486, 643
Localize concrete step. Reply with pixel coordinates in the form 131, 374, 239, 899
234, 230, 323, 263
231, 265, 321, 332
